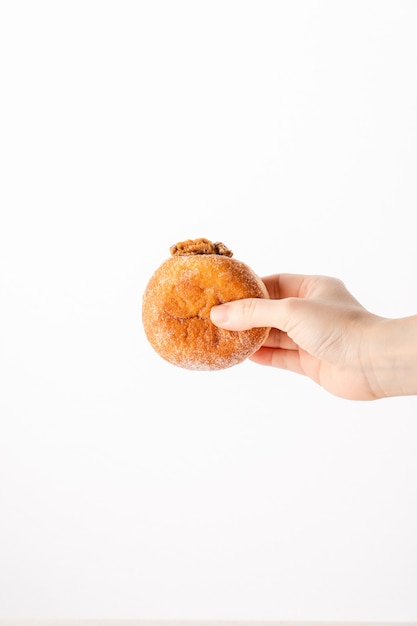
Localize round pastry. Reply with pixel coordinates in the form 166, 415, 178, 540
142, 238, 270, 370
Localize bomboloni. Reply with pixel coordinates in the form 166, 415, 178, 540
142, 238, 270, 370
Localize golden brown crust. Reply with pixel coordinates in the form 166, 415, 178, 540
142, 240, 270, 370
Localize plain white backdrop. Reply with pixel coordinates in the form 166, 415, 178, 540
1, 0, 417, 620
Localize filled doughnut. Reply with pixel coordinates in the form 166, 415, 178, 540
142, 238, 270, 370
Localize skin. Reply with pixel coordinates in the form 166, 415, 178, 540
210, 273, 417, 401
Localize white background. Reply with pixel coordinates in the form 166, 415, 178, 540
1, 0, 417, 620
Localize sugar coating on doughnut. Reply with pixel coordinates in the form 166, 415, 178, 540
142, 240, 270, 370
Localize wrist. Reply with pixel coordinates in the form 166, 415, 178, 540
369, 316, 417, 398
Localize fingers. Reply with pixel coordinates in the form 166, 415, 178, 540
250, 345, 321, 385
210, 297, 277, 331
249, 346, 306, 376
261, 273, 356, 303
210, 273, 362, 334
210, 296, 300, 332
261, 273, 311, 300
262, 328, 298, 350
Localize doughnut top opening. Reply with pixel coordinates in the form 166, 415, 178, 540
170, 238, 233, 257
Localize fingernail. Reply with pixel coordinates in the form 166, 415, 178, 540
210, 304, 229, 325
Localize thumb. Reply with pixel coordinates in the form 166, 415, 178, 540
210, 297, 292, 331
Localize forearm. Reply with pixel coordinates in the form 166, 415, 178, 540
370, 316, 417, 398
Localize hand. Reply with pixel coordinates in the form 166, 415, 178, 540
210, 273, 417, 400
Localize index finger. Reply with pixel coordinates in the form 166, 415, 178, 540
262, 273, 312, 300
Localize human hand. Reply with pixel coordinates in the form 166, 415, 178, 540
210, 273, 417, 400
